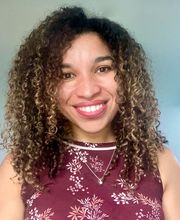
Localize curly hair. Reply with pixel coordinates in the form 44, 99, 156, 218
3, 6, 166, 189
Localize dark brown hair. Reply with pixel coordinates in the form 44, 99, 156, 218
3, 6, 166, 189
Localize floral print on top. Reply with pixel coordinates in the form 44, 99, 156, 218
22, 140, 164, 220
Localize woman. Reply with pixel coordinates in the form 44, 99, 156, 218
0, 6, 180, 220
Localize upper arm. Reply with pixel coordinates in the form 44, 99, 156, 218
0, 154, 24, 220
158, 148, 180, 220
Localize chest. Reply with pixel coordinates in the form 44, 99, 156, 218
23, 148, 164, 220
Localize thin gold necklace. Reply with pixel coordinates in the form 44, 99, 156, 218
62, 140, 116, 185
84, 147, 116, 184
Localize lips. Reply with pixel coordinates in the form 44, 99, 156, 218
74, 100, 107, 118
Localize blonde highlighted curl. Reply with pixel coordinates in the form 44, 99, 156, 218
2, 7, 166, 189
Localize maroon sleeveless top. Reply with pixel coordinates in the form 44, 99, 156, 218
22, 140, 164, 220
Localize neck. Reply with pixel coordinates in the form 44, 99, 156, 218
70, 127, 116, 143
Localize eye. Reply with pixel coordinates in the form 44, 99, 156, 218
96, 66, 113, 74
61, 72, 75, 80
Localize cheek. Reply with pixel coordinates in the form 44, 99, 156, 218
55, 86, 65, 108
56, 86, 72, 107
103, 79, 118, 96
56, 91, 67, 116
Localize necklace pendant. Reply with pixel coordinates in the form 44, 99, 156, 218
99, 179, 103, 185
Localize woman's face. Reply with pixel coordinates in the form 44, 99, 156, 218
56, 32, 119, 142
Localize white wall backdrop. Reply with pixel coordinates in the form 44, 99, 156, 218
0, 0, 180, 161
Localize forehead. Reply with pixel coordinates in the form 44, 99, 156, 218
62, 32, 111, 62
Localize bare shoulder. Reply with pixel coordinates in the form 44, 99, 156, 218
0, 153, 16, 173
158, 147, 180, 220
0, 153, 23, 196
0, 154, 24, 220
0, 153, 21, 185
158, 147, 180, 189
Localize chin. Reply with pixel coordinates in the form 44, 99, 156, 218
74, 123, 112, 136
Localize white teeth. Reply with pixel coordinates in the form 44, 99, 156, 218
79, 104, 103, 113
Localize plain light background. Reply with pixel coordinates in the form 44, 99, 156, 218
0, 0, 180, 161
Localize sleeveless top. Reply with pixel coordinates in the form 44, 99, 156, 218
22, 140, 164, 220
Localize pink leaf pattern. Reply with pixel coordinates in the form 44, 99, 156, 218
111, 178, 162, 219
23, 143, 164, 219
68, 195, 109, 220
66, 148, 89, 195
89, 156, 104, 173
25, 192, 54, 220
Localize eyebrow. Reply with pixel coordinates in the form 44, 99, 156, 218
61, 55, 114, 69
94, 55, 114, 63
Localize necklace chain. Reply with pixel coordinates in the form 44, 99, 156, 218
63, 140, 116, 185
84, 148, 116, 184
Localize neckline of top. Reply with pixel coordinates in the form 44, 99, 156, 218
62, 139, 117, 151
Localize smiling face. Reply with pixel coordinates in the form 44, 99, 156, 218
56, 32, 119, 142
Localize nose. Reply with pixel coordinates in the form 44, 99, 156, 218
76, 75, 101, 99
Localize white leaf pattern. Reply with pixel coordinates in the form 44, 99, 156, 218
111, 178, 162, 219
68, 195, 109, 220
25, 193, 54, 220
24, 143, 163, 220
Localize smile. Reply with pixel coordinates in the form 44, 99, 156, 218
74, 102, 107, 118
79, 104, 103, 113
